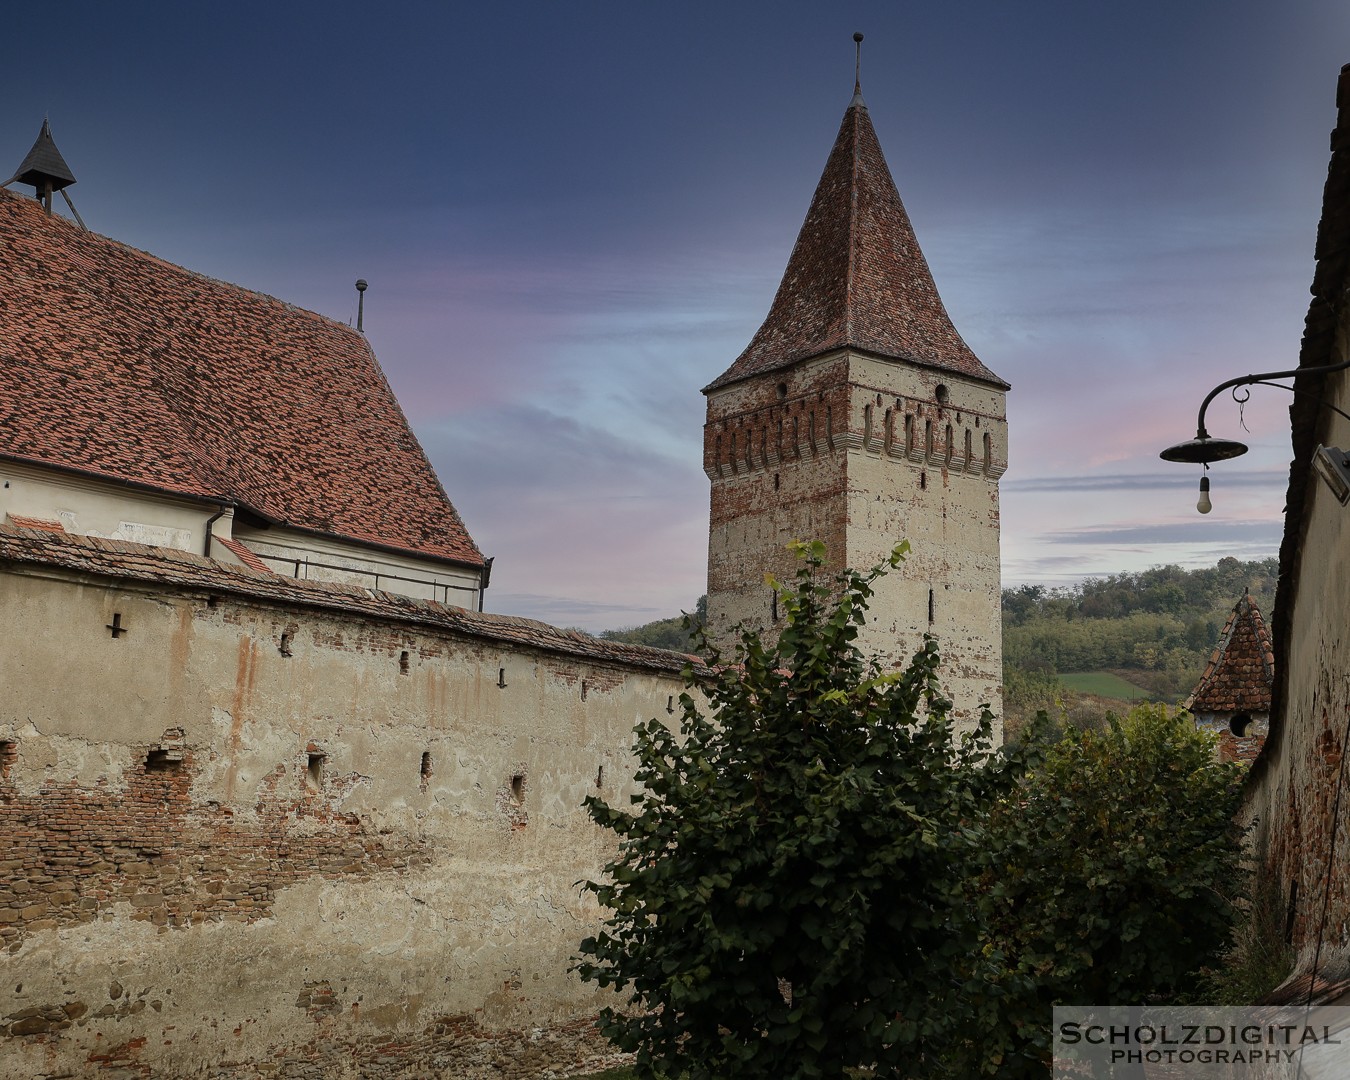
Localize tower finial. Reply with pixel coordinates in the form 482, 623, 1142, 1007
853, 32, 864, 94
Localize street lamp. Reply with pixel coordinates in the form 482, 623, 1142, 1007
1160, 358, 1350, 512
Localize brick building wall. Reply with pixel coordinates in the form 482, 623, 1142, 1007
704, 348, 1007, 727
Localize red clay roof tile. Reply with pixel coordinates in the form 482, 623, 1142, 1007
0, 189, 482, 569
5, 514, 64, 533
213, 535, 273, 574
706, 96, 1008, 393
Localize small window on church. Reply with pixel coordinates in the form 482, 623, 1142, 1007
935, 384, 949, 405
777, 382, 787, 400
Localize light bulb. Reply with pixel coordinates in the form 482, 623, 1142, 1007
1197, 475, 1212, 514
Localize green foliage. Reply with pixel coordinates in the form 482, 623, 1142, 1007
1203, 869, 1295, 1005
601, 597, 707, 652
972, 704, 1249, 1076
580, 553, 1251, 1079
576, 541, 1017, 1080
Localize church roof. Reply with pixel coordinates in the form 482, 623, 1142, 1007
706, 93, 1008, 393
1186, 593, 1274, 716
0, 188, 483, 569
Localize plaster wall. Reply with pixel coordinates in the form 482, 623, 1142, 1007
0, 563, 686, 1078
236, 526, 482, 608
0, 459, 481, 607
0, 460, 215, 554
1245, 330, 1350, 987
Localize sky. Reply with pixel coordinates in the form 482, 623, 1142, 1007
5, 1, 1348, 631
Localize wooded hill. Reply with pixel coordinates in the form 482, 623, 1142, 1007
599, 556, 1279, 730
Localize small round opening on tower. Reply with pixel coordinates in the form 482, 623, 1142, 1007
1230, 714, 1253, 738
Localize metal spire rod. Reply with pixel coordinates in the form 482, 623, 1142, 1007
854, 32, 864, 92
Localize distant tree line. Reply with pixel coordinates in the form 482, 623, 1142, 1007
599, 556, 1279, 733
598, 596, 706, 652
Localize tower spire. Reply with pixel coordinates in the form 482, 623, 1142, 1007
705, 83, 1007, 392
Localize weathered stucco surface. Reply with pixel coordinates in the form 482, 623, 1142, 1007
1242, 63, 1350, 1003
704, 348, 1007, 728
0, 555, 689, 1078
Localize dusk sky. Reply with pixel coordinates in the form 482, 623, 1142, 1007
7, 2, 1348, 630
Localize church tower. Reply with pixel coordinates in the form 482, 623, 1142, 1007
702, 59, 1009, 726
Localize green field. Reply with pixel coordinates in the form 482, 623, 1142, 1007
1059, 671, 1155, 701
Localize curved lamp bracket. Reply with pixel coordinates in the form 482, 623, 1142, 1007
1160, 356, 1350, 464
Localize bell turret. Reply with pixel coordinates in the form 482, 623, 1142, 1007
4, 119, 85, 227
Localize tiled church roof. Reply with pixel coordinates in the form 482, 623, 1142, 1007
1186, 593, 1274, 716
706, 93, 1008, 393
0, 188, 482, 569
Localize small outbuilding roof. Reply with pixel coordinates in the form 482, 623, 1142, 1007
1186, 593, 1275, 716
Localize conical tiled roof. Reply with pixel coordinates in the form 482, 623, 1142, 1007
706, 94, 1007, 393
6, 119, 76, 192
1186, 593, 1275, 716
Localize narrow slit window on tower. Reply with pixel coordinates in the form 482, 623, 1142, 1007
420, 751, 432, 792
279, 631, 293, 657
771, 589, 779, 622
920, 471, 927, 491
595, 764, 604, 788
510, 773, 525, 804
497, 666, 507, 688
928, 588, 935, 624
773, 472, 780, 491
945, 424, 954, 465
666, 695, 675, 715
581, 680, 588, 701
399, 650, 410, 674
983, 431, 992, 472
